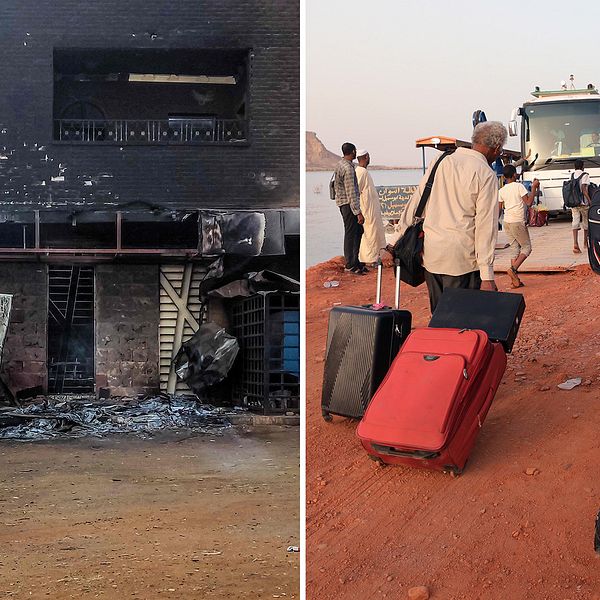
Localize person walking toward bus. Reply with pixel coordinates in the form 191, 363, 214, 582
499, 164, 539, 287
333, 142, 366, 273
355, 150, 386, 266
570, 159, 591, 254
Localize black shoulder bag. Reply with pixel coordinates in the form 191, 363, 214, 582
393, 151, 452, 287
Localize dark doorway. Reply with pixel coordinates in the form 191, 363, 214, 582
47, 266, 95, 393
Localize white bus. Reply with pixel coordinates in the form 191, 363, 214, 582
508, 84, 600, 215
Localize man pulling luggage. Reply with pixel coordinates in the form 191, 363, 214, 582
397, 122, 508, 311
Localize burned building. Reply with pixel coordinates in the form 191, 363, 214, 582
0, 1, 300, 411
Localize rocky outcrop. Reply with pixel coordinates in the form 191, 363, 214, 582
306, 131, 409, 170
306, 131, 341, 170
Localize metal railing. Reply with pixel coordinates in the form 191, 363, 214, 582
54, 118, 248, 144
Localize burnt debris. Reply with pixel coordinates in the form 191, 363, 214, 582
0, 394, 235, 440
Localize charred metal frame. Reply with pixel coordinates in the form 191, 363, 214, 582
230, 292, 300, 414
0, 208, 297, 260
54, 118, 248, 145
1, 210, 196, 257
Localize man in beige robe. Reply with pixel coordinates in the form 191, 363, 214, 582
356, 150, 386, 265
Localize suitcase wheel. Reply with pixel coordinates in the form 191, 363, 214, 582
446, 465, 464, 477
368, 455, 386, 467
322, 410, 333, 423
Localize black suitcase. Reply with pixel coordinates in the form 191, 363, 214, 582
428, 288, 525, 353
321, 261, 412, 420
587, 202, 600, 274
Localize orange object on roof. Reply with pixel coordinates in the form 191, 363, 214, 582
415, 135, 521, 160
415, 136, 471, 150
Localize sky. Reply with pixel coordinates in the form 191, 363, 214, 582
307, 0, 600, 166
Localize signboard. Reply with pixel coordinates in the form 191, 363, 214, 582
376, 185, 418, 219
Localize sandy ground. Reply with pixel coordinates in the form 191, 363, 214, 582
307, 257, 600, 600
495, 220, 590, 271
0, 426, 299, 599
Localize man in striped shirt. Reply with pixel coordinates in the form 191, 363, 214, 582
333, 142, 366, 274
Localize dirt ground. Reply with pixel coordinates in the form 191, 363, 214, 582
0, 426, 299, 599
307, 257, 600, 600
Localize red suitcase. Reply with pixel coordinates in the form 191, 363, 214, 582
356, 328, 507, 475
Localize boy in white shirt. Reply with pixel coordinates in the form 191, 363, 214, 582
499, 164, 539, 288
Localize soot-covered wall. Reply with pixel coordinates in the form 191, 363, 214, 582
0, 1, 299, 212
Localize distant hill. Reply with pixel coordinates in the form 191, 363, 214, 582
306, 131, 415, 170
306, 132, 341, 170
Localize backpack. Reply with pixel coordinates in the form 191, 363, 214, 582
329, 172, 336, 200
589, 181, 600, 205
562, 172, 587, 208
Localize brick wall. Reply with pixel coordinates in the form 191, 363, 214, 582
95, 264, 160, 397
0, 1, 299, 211
0, 265, 47, 394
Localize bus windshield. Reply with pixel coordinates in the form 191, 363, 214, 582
524, 100, 600, 168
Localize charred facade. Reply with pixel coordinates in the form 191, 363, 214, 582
0, 1, 299, 407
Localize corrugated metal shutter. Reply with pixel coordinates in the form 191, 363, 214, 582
159, 264, 206, 394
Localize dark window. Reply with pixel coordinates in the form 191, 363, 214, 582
48, 266, 95, 394
53, 48, 250, 144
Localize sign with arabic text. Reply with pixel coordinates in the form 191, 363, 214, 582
376, 185, 418, 219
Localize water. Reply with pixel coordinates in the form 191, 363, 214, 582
306, 169, 423, 267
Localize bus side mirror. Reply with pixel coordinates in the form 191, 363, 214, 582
508, 120, 518, 137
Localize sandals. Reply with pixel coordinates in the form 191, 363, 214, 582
573, 247, 582, 254
507, 266, 522, 288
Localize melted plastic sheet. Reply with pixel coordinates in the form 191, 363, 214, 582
0, 395, 234, 440
173, 322, 240, 394
208, 271, 300, 299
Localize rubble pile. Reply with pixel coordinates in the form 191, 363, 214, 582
0, 394, 236, 440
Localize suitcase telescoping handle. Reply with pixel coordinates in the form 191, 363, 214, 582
374, 258, 401, 309
394, 258, 401, 310
376, 258, 383, 305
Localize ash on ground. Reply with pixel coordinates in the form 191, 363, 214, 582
0, 394, 239, 440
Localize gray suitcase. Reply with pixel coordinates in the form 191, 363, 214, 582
321, 261, 412, 420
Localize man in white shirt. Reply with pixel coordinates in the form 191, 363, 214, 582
398, 121, 507, 311
570, 159, 591, 254
499, 164, 539, 288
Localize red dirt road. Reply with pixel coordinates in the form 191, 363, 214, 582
306, 258, 600, 600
